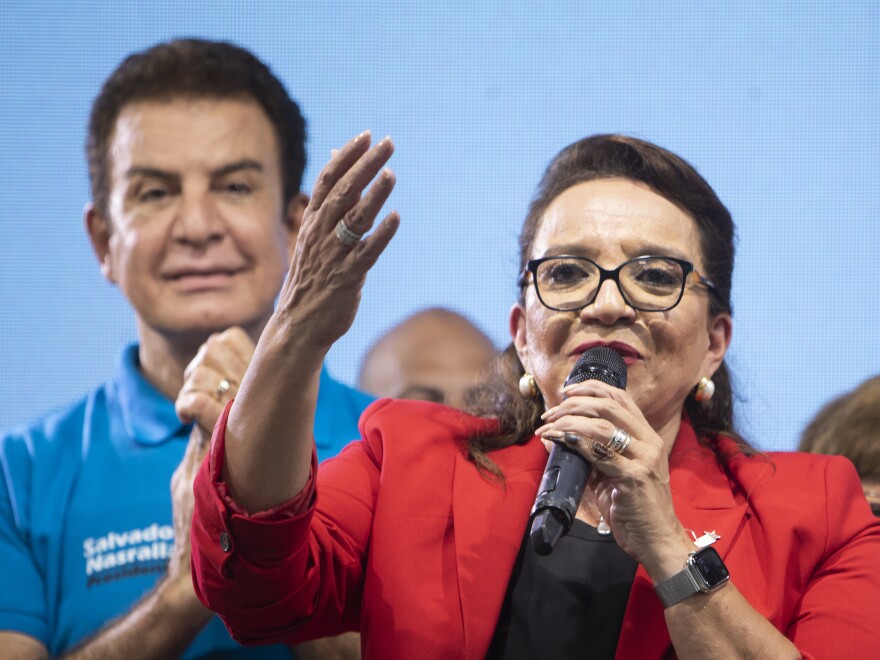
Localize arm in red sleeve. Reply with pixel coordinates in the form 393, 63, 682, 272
190, 399, 386, 645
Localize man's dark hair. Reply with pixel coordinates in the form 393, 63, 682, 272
87, 38, 306, 215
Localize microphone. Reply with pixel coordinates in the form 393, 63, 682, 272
529, 345, 627, 555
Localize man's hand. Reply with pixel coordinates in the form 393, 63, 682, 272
170, 327, 255, 593
176, 327, 255, 434
294, 632, 361, 659
167, 425, 211, 594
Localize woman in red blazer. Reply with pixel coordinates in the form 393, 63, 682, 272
187, 133, 880, 659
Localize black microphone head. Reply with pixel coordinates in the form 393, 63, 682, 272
530, 344, 626, 555
565, 345, 627, 390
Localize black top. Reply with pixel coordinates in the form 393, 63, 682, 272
487, 519, 638, 659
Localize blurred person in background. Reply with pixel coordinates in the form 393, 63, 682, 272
799, 373, 880, 516
358, 307, 497, 408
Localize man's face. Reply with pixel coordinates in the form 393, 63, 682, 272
89, 98, 300, 347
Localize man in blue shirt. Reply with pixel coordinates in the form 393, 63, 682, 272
0, 39, 372, 658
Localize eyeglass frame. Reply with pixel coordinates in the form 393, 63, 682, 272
520, 254, 717, 313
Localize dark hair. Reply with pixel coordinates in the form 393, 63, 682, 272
465, 134, 751, 475
798, 374, 880, 482
87, 38, 306, 216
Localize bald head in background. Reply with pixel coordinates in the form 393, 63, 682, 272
358, 308, 497, 408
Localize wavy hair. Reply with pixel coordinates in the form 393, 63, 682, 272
464, 134, 753, 475
87, 38, 306, 218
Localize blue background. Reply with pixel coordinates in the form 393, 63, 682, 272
1, 1, 878, 451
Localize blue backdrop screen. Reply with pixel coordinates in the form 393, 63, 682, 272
1, 1, 878, 451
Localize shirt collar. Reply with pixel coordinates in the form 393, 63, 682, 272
112, 343, 190, 446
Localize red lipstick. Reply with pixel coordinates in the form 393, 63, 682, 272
572, 340, 642, 365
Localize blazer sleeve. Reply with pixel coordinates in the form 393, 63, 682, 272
786, 455, 880, 659
190, 399, 390, 645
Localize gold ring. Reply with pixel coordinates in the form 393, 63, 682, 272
216, 378, 231, 398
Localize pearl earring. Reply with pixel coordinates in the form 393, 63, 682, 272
695, 377, 715, 404
518, 373, 538, 399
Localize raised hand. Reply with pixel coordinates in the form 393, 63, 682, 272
276, 130, 399, 350
218, 132, 399, 513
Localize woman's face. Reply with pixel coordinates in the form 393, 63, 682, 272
510, 177, 731, 439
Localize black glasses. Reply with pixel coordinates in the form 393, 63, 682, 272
521, 255, 716, 312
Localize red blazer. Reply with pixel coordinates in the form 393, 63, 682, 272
191, 399, 880, 659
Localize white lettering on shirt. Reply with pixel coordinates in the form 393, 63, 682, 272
82, 524, 174, 576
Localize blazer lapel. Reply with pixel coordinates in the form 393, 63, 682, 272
615, 423, 750, 660
451, 438, 546, 659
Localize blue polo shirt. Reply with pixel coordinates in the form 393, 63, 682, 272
0, 344, 373, 657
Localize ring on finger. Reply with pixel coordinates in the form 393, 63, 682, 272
216, 378, 231, 399
606, 427, 632, 454
334, 218, 363, 247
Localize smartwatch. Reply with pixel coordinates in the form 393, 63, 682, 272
654, 546, 730, 608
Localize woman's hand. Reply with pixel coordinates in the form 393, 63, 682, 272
218, 132, 399, 513
534, 380, 694, 579
275, 130, 399, 352
536, 382, 804, 660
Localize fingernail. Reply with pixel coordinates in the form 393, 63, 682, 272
541, 429, 562, 440
355, 129, 371, 142
330, 148, 339, 158
540, 406, 559, 420
563, 432, 582, 446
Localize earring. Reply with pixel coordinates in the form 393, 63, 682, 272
518, 373, 538, 399
695, 377, 715, 404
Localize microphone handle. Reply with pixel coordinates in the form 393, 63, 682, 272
529, 442, 591, 555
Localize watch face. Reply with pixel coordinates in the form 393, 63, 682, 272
692, 547, 730, 587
